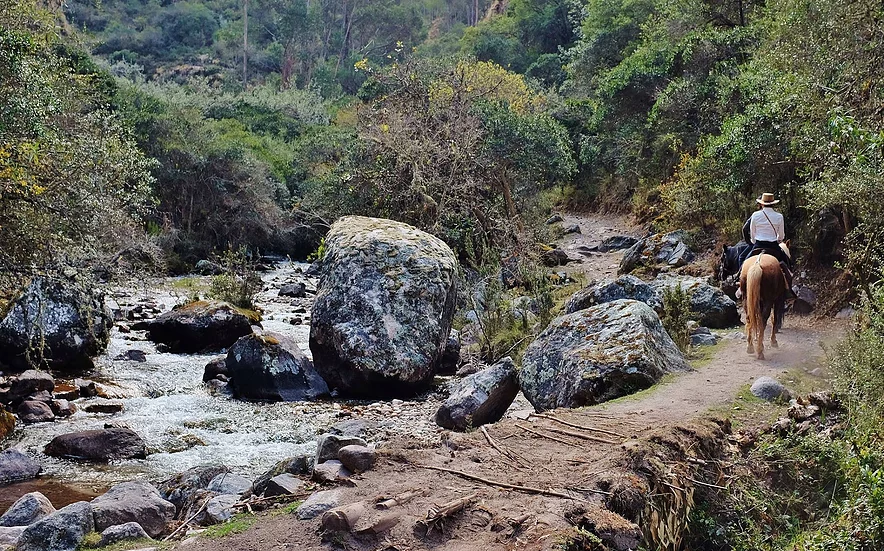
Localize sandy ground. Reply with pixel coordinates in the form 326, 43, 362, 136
173, 213, 845, 551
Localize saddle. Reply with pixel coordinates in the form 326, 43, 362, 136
746, 248, 780, 260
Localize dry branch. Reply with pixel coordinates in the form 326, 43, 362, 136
514, 422, 577, 446
529, 412, 627, 439
377, 489, 424, 510
481, 425, 526, 466
414, 464, 585, 502
541, 425, 620, 445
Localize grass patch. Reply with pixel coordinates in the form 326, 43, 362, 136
201, 513, 258, 539
271, 500, 303, 516
78, 534, 167, 550
603, 373, 679, 405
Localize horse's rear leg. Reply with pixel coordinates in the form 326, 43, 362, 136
745, 309, 755, 355
756, 322, 765, 360
764, 304, 778, 348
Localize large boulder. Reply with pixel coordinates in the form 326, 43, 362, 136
0, 278, 112, 371
619, 231, 694, 274
226, 333, 329, 402
435, 357, 519, 431
520, 300, 690, 411
16, 400, 54, 424
17, 501, 93, 551
91, 481, 175, 538
44, 428, 147, 461
564, 275, 662, 315
309, 216, 458, 397
158, 466, 229, 515
0, 449, 41, 484
651, 276, 740, 329
141, 301, 256, 353
0, 492, 55, 526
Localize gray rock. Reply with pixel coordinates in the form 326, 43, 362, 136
158, 466, 229, 514
17, 501, 93, 551
330, 419, 372, 438
619, 231, 695, 274
598, 235, 638, 252
750, 377, 791, 402
545, 214, 564, 225
0, 278, 112, 371
249, 456, 312, 497
204, 494, 238, 525
82, 398, 124, 414
564, 275, 661, 315
690, 333, 719, 347
117, 349, 147, 362
278, 282, 307, 298
312, 461, 351, 483
520, 300, 690, 411
141, 300, 255, 353
562, 224, 581, 234
17, 400, 54, 423
337, 445, 376, 473
264, 474, 306, 497
436, 330, 461, 376
0, 525, 25, 546
0, 449, 41, 484
8, 371, 55, 403
296, 489, 342, 520
435, 357, 519, 431
309, 216, 458, 398
226, 332, 329, 402
50, 399, 76, 417
792, 286, 817, 315
24, 390, 53, 403
652, 275, 740, 329
540, 248, 571, 267
315, 433, 368, 465
92, 481, 175, 538
206, 473, 252, 495
836, 307, 855, 320
194, 260, 223, 276
44, 428, 146, 461
0, 492, 55, 527
74, 379, 97, 398
98, 522, 151, 547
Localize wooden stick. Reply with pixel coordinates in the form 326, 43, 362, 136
686, 477, 728, 490
515, 422, 578, 446
480, 425, 526, 466
163, 497, 211, 541
415, 464, 585, 502
542, 425, 620, 445
565, 486, 613, 497
529, 413, 627, 439
377, 489, 424, 510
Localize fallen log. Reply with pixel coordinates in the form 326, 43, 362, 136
321, 502, 367, 532
418, 492, 479, 532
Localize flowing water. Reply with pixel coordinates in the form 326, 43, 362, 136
0, 261, 443, 509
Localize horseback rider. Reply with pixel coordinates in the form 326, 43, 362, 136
740, 192, 796, 297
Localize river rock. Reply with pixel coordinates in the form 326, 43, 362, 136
564, 275, 661, 315
652, 276, 740, 329
74, 379, 97, 398
98, 522, 151, 547
540, 248, 572, 267
117, 349, 147, 362
0, 278, 112, 371
82, 398, 124, 414
44, 428, 147, 461
520, 300, 690, 411
316, 433, 368, 464
205, 494, 238, 525
17, 501, 93, 551
194, 260, 223, 276
279, 282, 307, 298
206, 473, 252, 495
141, 300, 255, 353
337, 445, 376, 473
249, 456, 312, 497
17, 400, 54, 423
202, 358, 228, 382
0, 526, 25, 547
436, 330, 461, 375
24, 390, 52, 404
0, 492, 55, 527
296, 489, 342, 520
8, 370, 55, 404
309, 216, 458, 398
750, 377, 791, 402
226, 332, 329, 402
158, 466, 229, 514
599, 235, 638, 252
0, 449, 41, 484
313, 460, 351, 483
50, 399, 76, 417
92, 481, 175, 538
619, 231, 694, 274
435, 357, 519, 431
0, 410, 14, 440
264, 474, 307, 497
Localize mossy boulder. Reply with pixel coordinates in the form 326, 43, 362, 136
141, 300, 256, 353
520, 300, 690, 411
309, 216, 458, 398
0, 278, 112, 371
226, 332, 329, 401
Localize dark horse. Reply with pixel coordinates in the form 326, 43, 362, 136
740, 242, 791, 360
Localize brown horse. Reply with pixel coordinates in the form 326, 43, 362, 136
740, 241, 791, 359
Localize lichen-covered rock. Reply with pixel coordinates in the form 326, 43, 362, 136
17, 501, 93, 551
651, 275, 740, 329
296, 489, 342, 520
158, 466, 229, 515
226, 332, 328, 402
520, 300, 690, 411
435, 357, 519, 431
619, 231, 694, 274
206, 473, 252, 495
97, 522, 151, 547
0, 492, 55, 527
0, 449, 41, 484
44, 428, 147, 462
309, 216, 458, 397
141, 301, 256, 353
564, 275, 662, 315
0, 278, 112, 371
92, 481, 175, 538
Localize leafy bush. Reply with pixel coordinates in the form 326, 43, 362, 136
661, 284, 693, 352
208, 249, 262, 309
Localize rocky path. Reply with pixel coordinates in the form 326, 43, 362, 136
174, 213, 845, 551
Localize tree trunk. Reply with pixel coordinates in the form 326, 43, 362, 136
243, 0, 249, 88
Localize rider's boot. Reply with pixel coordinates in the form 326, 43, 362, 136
780, 262, 797, 299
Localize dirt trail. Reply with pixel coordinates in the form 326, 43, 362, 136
174, 212, 844, 551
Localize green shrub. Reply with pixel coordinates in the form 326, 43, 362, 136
661, 284, 693, 352
208, 248, 262, 309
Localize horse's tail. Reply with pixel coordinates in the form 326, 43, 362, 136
746, 259, 764, 353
